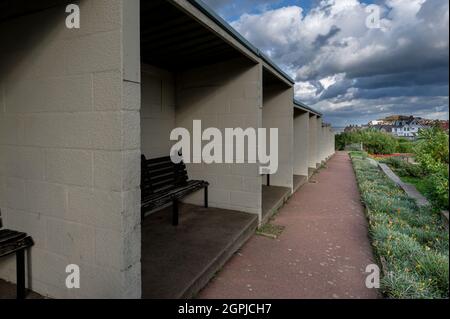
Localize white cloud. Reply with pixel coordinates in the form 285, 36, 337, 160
228, 0, 449, 125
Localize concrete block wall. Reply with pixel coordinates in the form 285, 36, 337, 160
0, 0, 141, 298
318, 124, 325, 163
316, 117, 324, 165
175, 58, 262, 215
327, 127, 336, 158
262, 83, 294, 191
293, 110, 309, 177
140, 65, 175, 158
323, 126, 330, 160
331, 129, 336, 156
308, 115, 317, 169
320, 126, 326, 161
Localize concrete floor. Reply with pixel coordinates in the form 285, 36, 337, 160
0, 279, 43, 299
199, 152, 380, 299
261, 185, 291, 225
141, 203, 257, 299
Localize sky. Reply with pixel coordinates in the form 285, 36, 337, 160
202, 0, 449, 127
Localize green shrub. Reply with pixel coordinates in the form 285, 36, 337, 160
336, 129, 399, 154
414, 127, 449, 209
336, 129, 417, 154
415, 127, 449, 169
381, 157, 403, 169
382, 157, 425, 178
404, 164, 424, 178
397, 138, 415, 153
425, 171, 449, 209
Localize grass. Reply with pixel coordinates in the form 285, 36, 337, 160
350, 153, 449, 299
256, 223, 285, 239
378, 157, 448, 211
400, 176, 431, 199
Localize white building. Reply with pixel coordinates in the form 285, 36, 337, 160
391, 118, 426, 138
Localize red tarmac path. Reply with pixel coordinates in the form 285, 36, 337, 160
199, 152, 379, 299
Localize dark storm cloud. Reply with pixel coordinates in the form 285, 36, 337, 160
320, 67, 450, 101
312, 25, 341, 48
211, 0, 449, 126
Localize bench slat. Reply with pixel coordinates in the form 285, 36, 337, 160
0, 235, 34, 258
0, 229, 27, 244
141, 154, 209, 219
142, 181, 208, 211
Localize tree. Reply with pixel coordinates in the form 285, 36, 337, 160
414, 127, 449, 208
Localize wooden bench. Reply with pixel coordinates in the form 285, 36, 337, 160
0, 209, 34, 299
141, 155, 209, 225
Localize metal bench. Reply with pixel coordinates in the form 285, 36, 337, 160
0, 209, 34, 299
141, 155, 209, 225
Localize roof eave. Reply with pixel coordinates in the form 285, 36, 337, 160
293, 99, 322, 117
186, 0, 295, 85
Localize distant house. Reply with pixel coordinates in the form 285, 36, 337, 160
344, 125, 362, 133
439, 120, 449, 132
372, 124, 393, 133
391, 117, 427, 139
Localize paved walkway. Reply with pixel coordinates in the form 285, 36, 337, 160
199, 152, 379, 299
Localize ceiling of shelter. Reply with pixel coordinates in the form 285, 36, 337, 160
141, 0, 247, 71
294, 107, 307, 116
262, 68, 289, 87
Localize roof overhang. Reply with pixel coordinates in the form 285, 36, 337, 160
293, 99, 322, 117
182, 0, 295, 85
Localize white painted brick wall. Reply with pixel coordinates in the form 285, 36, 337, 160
0, 0, 141, 299
308, 115, 318, 168
175, 58, 262, 216
140, 65, 176, 158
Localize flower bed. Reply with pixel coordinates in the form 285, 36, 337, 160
350, 152, 449, 299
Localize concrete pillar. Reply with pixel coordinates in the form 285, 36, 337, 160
316, 117, 323, 166
308, 115, 317, 169
321, 125, 327, 161
262, 83, 294, 191
293, 110, 309, 177
330, 127, 336, 157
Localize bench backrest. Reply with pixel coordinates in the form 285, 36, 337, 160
141, 155, 189, 197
